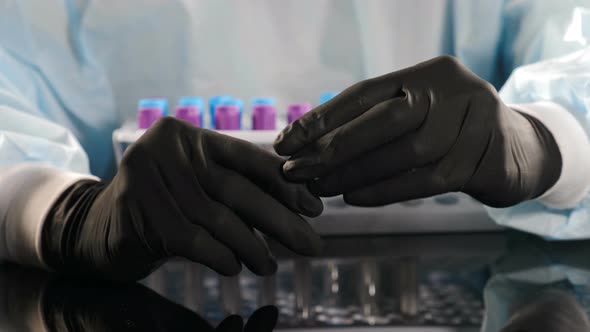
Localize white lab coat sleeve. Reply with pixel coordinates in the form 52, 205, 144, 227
0, 50, 97, 268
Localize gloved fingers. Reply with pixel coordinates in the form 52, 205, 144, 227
340, 104, 489, 206
343, 165, 447, 206
308, 132, 439, 196
308, 96, 475, 195
205, 131, 323, 217
273, 73, 404, 156
204, 164, 322, 258
200, 200, 278, 275
283, 96, 426, 181
169, 223, 241, 276
149, 157, 276, 275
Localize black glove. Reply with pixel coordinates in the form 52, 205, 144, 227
274, 56, 562, 208
42, 117, 323, 282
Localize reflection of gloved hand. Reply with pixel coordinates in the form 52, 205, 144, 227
274, 56, 562, 208
43, 117, 323, 282
217, 306, 279, 332
0, 264, 51, 332
42, 278, 279, 332
0, 264, 278, 332
500, 290, 590, 332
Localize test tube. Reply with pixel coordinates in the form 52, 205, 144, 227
209, 95, 232, 127
175, 96, 203, 127
252, 104, 276, 130
137, 98, 166, 129
397, 257, 418, 317
215, 104, 241, 130
294, 258, 312, 321
287, 103, 312, 124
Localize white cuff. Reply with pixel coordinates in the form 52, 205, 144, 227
0, 164, 98, 268
510, 101, 590, 209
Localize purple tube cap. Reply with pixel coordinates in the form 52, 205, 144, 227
215, 104, 241, 130
175, 106, 201, 127
287, 103, 312, 124
138, 107, 163, 129
252, 104, 276, 130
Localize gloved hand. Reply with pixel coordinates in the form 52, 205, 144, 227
42, 117, 323, 282
274, 56, 562, 207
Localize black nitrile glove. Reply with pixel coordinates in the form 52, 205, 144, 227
274, 56, 562, 208
42, 117, 323, 282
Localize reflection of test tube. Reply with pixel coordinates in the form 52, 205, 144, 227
322, 261, 340, 307
359, 258, 379, 321
184, 262, 204, 312
397, 257, 419, 317
257, 275, 277, 307
220, 275, 242, 315
294, 258, 312, 320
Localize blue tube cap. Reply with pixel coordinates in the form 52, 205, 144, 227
139, 98, 168, 115
319, 92, 338, 105
209, 95, 232, 106
178, 96, 204, 108
251, 97, 276, 105
220, 98, 243, 113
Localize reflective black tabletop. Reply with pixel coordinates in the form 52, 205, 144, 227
2, 232, 590, 331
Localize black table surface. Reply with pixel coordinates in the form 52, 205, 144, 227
2, 231, 589, 331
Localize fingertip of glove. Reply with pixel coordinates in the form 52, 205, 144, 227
252, 259, 278, 277
305, 233, 324, 256
343, 192, 370, 207
281, 161, 301, 181
308, 179, 335, 198
274, 123, 307, 157
218, 260, 243, 277
292, 228, 323, 257
299, 193, 324, 217
343, 192, 387, 207
273, 130, 291, 156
